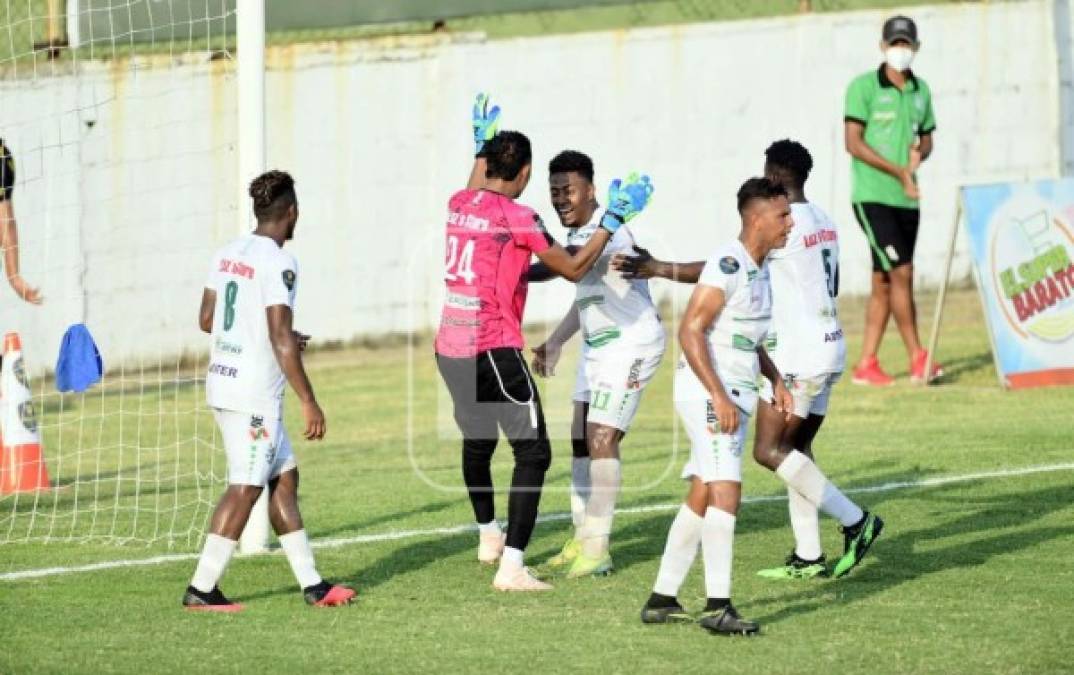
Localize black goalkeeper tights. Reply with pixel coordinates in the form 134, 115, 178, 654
438, 348, 552, 552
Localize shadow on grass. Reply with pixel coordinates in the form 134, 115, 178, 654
749, 482, 1074, 626
933, 350, 995, 384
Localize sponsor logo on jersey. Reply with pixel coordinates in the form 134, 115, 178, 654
215, 338, 243, 355
994, 208, 1074, 341
209, 363, 239, 378
445, 291, 481, 310
824, 328, 844, 343
719, 256, 740, 274
282, 269, 296, 291
442, 316, 480, 327
219, 258, 255, 279
447, 211, 490, 232
803, 229, 838, 248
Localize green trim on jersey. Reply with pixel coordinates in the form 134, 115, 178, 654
576, 295, 604, 310
731, 334, 756, 352
585, 327, 621, 348
845, 65, 936, 208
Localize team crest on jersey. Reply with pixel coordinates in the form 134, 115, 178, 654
719, 256, 740, 274
282, 269, 296, 291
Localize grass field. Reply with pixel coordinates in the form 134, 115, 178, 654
2, 287, 1073, 674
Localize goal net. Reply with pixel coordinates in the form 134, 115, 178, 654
0, 0, 241, 548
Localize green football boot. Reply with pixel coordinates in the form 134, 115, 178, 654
546, 537, 582, 568
833, 511, 884, 578
757, 551, 828, 579
565, 551, 614, 579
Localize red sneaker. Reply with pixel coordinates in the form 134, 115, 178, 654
183, 585, 244, 612
852, 357, 895, 387
910, 350, 944, 384
304, 581, 356, 607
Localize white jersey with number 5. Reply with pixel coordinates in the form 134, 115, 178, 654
205, 234, 298, 418
766, 202, 845, 377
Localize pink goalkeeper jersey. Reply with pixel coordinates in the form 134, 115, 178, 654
435, 189, 553, 358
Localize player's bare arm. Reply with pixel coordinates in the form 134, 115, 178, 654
267, 304, 325, 441
1, 200, 42, 304
909, 133, 933, 173
844, 120, 919, 199
756, 346, 793, 421
532, 304, 580, 377
198, 288, 216, 333
535, 230, 612, 281
611, 243, 705, 283
679, 284, 738, 434
526, 245, 578, 283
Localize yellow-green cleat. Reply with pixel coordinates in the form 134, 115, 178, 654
546, 537, 582, 568
566, 552, 614, 579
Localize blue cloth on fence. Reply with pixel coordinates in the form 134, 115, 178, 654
55, 323, 103, 393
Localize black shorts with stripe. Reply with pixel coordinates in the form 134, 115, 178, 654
852, 202, 919, 272
0, 139, 14, 202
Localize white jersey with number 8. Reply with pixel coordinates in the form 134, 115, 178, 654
205, 234, 298, 418
766, 202, 845, 378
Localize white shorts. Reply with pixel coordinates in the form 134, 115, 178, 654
572, 347, 663, 432
213, 408, 297, 486
676, 398, 748, 484
759, 372, 843, 418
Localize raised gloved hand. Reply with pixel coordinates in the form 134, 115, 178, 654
600, 172, 654, 234
472, 92, 501, 156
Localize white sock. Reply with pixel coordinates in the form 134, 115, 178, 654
570, 457, 591, 531
579, 458, 620, 558
500, 546, 524, 568
787, 487, 822, 561
279, 529, 323, 589
190, 533, 237, 593
653, 505, 704, 597
701, 507, 736, 600
776, 450, 864, 527
477, 520, 502, 535
821, 483, 865, 528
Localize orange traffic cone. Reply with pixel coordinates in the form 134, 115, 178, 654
0, 332, 50, 493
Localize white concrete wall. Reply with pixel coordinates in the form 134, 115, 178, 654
0, 0, 1066, 372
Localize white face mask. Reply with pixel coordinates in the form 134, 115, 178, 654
885, 46, 915, 72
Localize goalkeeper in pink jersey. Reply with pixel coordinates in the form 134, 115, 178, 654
435, 93, 653, 591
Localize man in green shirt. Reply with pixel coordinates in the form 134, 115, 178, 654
844, 15, 941, 386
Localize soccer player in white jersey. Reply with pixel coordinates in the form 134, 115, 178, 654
619, 144, 885, 583
754, 140, 883, 579
182, 171, 354, 611
639, 177, 794, 635
529, 150, 665, 578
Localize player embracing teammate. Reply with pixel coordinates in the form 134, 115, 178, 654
625, 142, 884, 635
434, 94, 654, 591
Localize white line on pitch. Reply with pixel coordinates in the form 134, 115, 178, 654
3, 461, 1072, 583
